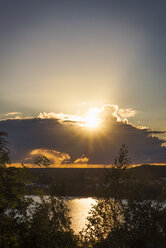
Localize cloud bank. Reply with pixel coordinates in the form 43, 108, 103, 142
0, 105, 165, 164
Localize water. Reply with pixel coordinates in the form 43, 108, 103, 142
31, 196, 97, 234
68, 197, 97, 233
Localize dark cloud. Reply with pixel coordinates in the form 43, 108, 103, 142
147, 130, 166, 135
0, 111, 166, 164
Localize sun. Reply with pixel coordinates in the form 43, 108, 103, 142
85, 108, 101, 129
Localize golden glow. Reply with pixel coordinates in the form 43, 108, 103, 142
68, 198, 97, 233
85, 108, 101, 129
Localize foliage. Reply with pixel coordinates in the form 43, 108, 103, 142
0, 132, 78, 248
25, 196, 78, 248
0, 131, 10, 166
34, 155, 50, 167
81, 144, 166, 248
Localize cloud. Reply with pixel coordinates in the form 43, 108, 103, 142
26, 148, 89, 166
118, 108, 137, 118
0, 105, 165, 164
5, 112, 22, 116
26, 148, 71, 165
147, 130, 166, 134
3, 112, 34, 120
38, 112, 84, 125
74, 156, 89, 164
99, 104, 136, 123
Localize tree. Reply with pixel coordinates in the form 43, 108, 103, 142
26, 196, 78, 248
81, 145, 166, 248
0, 132, 78, 248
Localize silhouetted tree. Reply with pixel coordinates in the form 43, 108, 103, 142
0, 131, 32, 247
0, 132, 78, 248
81, 145, 166, 248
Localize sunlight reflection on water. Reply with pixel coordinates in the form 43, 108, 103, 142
68, 197, 97, 234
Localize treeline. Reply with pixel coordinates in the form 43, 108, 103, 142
25, 166, 166, 198
0, 132, 166, 248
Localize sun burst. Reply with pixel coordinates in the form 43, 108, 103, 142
85, 108, 101, 129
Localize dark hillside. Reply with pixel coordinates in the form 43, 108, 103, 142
25, 165, 166, 197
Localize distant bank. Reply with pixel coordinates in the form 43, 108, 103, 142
7, 165, 166, 198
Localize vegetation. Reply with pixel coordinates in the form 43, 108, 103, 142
0, 132, 77, 248
0, 132, 166, 248
80, 145, 166, 248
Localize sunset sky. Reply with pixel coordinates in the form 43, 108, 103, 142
0, 0, 166, 165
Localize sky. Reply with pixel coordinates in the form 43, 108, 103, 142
0, 0, 166, 165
